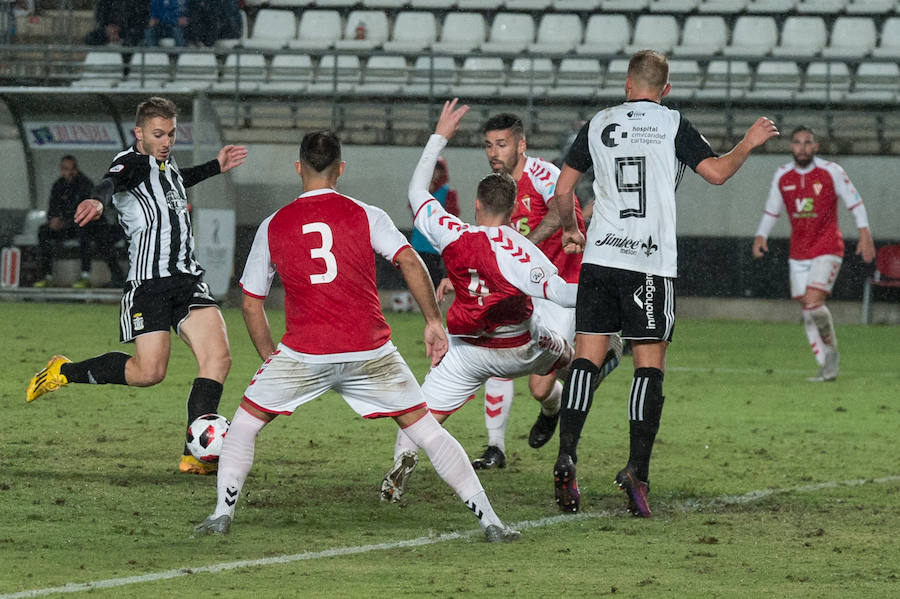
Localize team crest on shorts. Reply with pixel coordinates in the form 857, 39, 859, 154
132, 312, 145, 331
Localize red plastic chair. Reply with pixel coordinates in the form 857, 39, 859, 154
861, 244, 900, 324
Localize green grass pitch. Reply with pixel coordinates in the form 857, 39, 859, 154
1, 301, 898, 598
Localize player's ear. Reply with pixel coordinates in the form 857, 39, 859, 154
295, 160, 302, 177
133, 126, 143, 143
661, 82, 671, 98
338, 161, 346, 177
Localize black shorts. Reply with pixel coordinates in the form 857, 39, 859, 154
119, 275, 218, 342
575, 263, 675, 342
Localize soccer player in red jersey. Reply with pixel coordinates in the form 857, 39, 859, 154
194, 131, 519, 542
753, 126, 875, 382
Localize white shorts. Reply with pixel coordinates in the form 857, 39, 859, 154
789, 255, 842, 299
532, 296, 576, 344
242, 343, 425, 419
422, 326, 571, 414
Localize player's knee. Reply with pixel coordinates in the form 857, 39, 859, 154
132, 361, 167, 386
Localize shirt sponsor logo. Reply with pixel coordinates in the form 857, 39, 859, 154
626, 110, 645, 120
596, 233, 658, 258
601, 123, 627, 148
793, 197, 817, 219
632, 274, 657, 329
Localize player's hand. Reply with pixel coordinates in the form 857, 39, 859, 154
752, 235, 768, 258
744, 117, 780, 149
561, 227, 585, 254
48, 217, 65, 232
856, 229, 876, 263
423, 321, 448, 367
436, 277, 454, 302
434, 98, 469, 141
217, 145, 248, 173
74, 199, 103, 227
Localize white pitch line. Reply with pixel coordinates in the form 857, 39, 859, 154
3, 474, 899, 599
668, 365, 898, 377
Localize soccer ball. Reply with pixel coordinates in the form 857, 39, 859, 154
186, 413, 230, 463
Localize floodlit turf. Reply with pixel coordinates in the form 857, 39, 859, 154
1, 302, 898, 597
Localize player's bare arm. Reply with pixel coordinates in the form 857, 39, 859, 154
436, 277, 454, 302
752, 235, 768, 258
217, 145, 248, 173
696, 117, 779, 185
526, 198, 562, 245
434, 98, 469, 141
395, 247, 448, 366
857, 227, 876, 263
74, 198, 104, 227
553, 165, 586, 254
241, 294, 276, 361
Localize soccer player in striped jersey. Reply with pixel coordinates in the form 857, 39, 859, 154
26, 97, 247, 475
752, 126, 875, 382
194, 130, 519, 542
554, 50, 779, 515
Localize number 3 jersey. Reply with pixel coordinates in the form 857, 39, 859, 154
240, 189, 410, 358
565, 100, 716, 278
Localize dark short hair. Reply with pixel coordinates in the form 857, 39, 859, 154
299, 131, 341, 173
481, 113, 524, 138
135, 97, 178, 127
627, 50, 669, 90
791, 126, 816, 140
60, 155, 77, 166
476, 172, 517, 218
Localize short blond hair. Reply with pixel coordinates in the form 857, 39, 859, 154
627, 50, 669, 91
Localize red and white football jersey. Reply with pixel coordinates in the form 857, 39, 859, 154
763, 157, 866, 260
410, 135, 577, 347
512, 155, 586, 283
240, 188, 410, 359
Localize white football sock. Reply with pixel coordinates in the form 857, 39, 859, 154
808, 304, 837, 354
394, 426, 420, 461
212, 406, 267, 519
401, 412, 502, 529
540, 380, 563, 416
484, 377, 514, 452
802, 307, 827, 366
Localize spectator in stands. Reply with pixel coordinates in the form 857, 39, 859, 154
34, 155, 126, 289
84, 0, 148, 47
410, 156, 459, 288
144, 0, 188, 47
185, 0, 241, 47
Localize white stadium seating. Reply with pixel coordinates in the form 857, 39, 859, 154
500, 57, 554, 97
384, 12, 438, 53
243, 9, 296, 51
407, 55, 457, 96
335, 11, 390, 51
432, 13, 487, 55
872, 18, 900, 58
577, 14, 631, 55
75, 51, 123, 88
308, 55, 361, 95
529, 14, 583, 56
695, 59, 752, 100
625, 15, 680, 55
453, 56, 504, 98
771, 16, 827, 58
822, 17, 877, 58
212, 53, 267, 93
289, 10, 341, 51
723, 16, 778, 57
548, 58, 603, 98
673, 15, 728, 56
167, 53, 219, 90
480, 13, 536, 55
121, 51, 171, 88
356, 55, 409, 95
259, 54, 313, 93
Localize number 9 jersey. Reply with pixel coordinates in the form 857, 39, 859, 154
240, 189, 411, 358
565, 100, 716, 278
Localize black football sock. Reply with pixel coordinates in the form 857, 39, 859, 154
558, 358, 600, 465
60, 352, 130, 385
627, 367, 665, 483
185, 378, 224, 455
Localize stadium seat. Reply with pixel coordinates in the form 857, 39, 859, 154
500, 57, 554, 98
384, 12, 437, 53
649, 0, 700, 12
432, 13, 487, 55
553, 0, 601, 8
745, 0, 797, 11
845, 0, 895, 14
212, 53, 267, 93
529, 14, 583, 56
308, 55, 361, 95
577, 14, 631, 55
672, 16, 728, 56
409, 0, 457, 7
598, 58, 630, 100
694, 59, 752, 100
600, 0, 649, 10
771, 17, 827, 58
313, 0, 360, 6
216, 9, 248, 49
547, 58, 603, 98
406, 55, 457, 97
665, 59, 702, 101
506, 0, 553, 8
846, 62, 900, 103
168, 53, 219, 90
121, 51, 171, 88
723, 16, 778, 57
625, 15, 679, 55
698, 0, 748, 12
356, 55, 409, 95
289, 10, 341, 51
480, 13, 536, 55
457, 0, 500, 6
872, 18, 900, 58
243, 9, 296, 50
796, 0, 847, 13
453, 56, 504, 98
822, 17, 877, 58
74, 51, 123, 87
335, 10, 390, 51
861, 244, 900, 324
745, 60, 802, 101
259, 54, 313, 93
795, 62, 851, 102
362, 0, 408, 7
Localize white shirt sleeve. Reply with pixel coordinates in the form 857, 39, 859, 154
363, 202, 412, 264
755, 170, 785, 238
239, 214, 276, 298
408, 133, 467, 253
826, 161, 869, 230
492, 226, 577, 308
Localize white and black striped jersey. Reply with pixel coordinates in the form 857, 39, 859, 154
565, 100, 716, 278
93, 145, 220, 283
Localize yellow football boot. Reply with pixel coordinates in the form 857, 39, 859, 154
26, 355, 71, 402
179, 454, 218, 475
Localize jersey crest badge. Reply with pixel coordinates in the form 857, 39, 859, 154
520, 195, 531, 211
529, 266, 546, 283
109, 164, 124, 173
166, 189, 188, 214
812, 182, 823, 196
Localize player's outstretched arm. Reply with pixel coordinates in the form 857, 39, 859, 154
696, 117, 779, 185
242, 294, 276, 361
395, 248, 448, 366
217, 145, 248, 173
553, 165, 586, 254
434, 98, 469, 141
